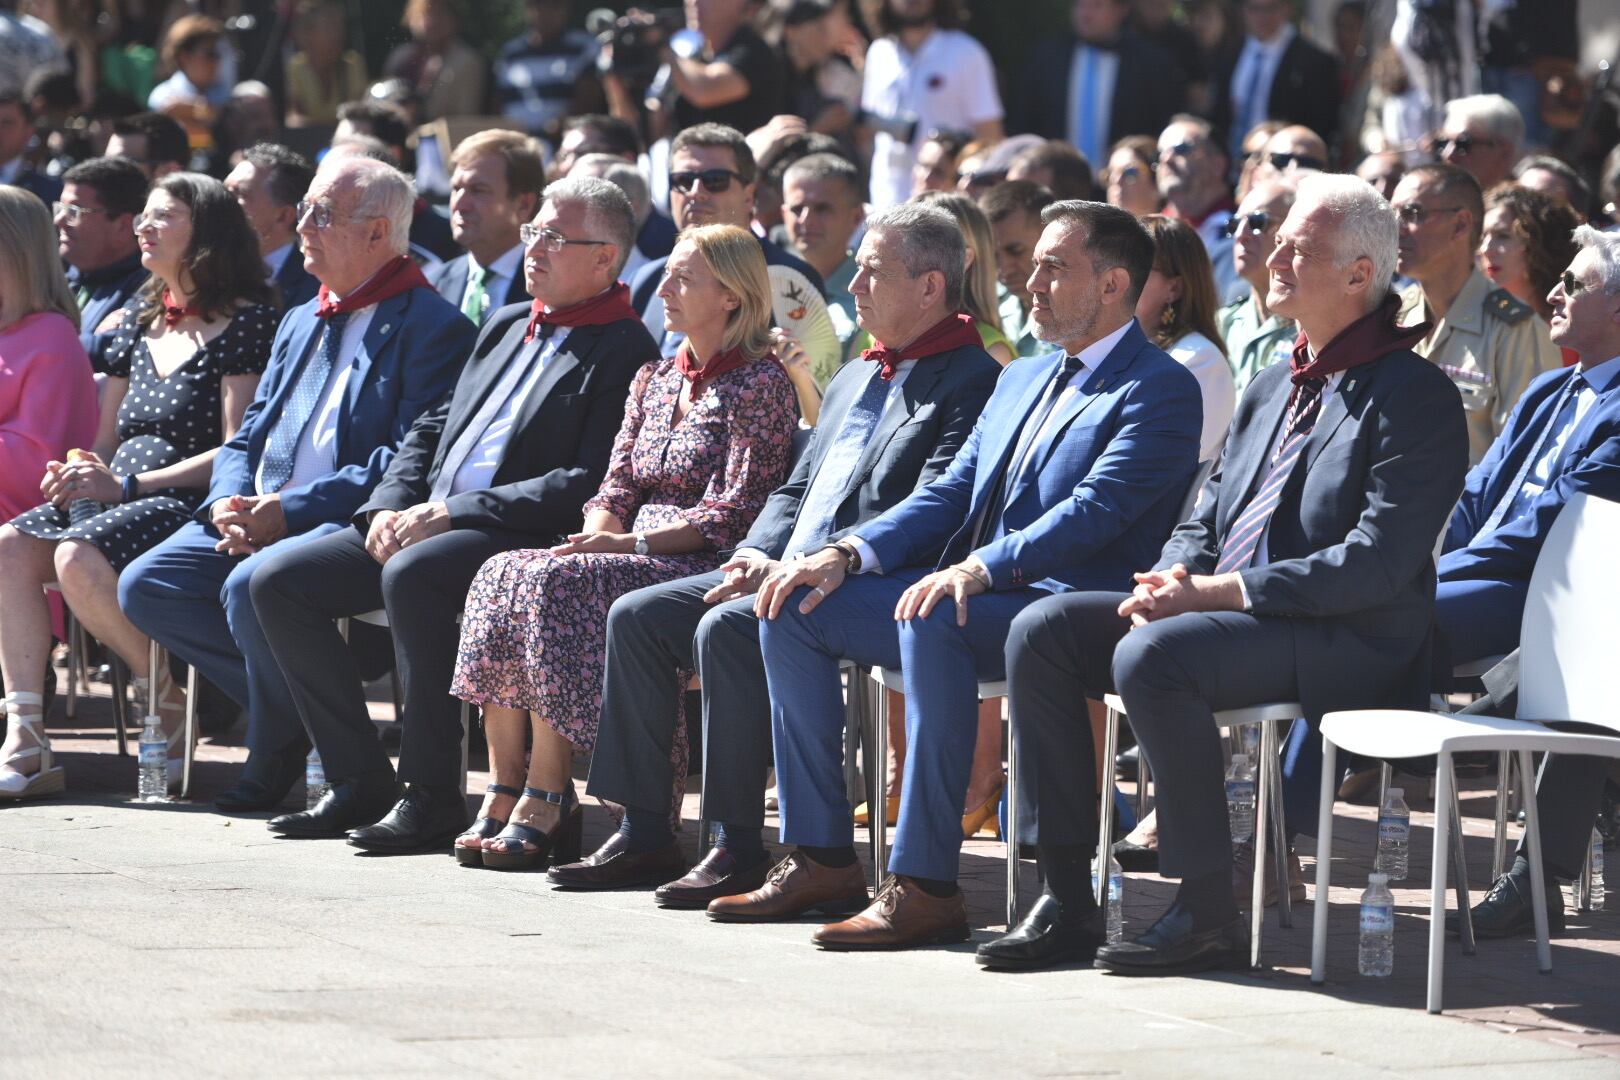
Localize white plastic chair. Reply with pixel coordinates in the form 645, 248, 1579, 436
1310, 492, 1620, 1013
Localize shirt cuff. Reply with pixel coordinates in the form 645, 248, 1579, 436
733, 547, 771, 563
846, 534, 881, 575
1235, 572, 1253, 612
963, 553, 993, 588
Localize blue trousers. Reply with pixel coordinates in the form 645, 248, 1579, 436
758, 568, 1045, 881
119, 518, 342, 754
1435, 576, 1528, 666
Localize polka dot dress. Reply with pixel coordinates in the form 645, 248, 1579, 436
9, 303, 277, 572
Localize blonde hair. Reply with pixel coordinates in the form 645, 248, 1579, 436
912, 191, 1003, 333
0, 188, 79, 327
682, 224, 774, 360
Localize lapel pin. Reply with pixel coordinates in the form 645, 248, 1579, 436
379, 323, 391, 335
1344, 378, 1356, 393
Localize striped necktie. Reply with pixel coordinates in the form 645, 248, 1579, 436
1214, 376, 1326, 575
462, 266, 497, 325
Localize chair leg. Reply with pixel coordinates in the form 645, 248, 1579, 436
1377, 759, 1392, 815
1427, 752, 1454, 1014
1310, 738, 1338, 984
1250, 720, 1273, 969
842, 667, 863, 807
1268, 724, 1292, 929
1448, 775, 1475, 956
147, 638, 162, 717
72, 613, 91, 695
873, 673, 888, 885
1492, 751, 1511, 880
1005, 698, 1020, 928
1096, 706, 1119, 906
63, 611, 80, 719
181, 663, 197, 799
1136, 740, 1152, 819
390, 667, 405, 723
1518, 749, 1553, 974
109, 655, 130, 756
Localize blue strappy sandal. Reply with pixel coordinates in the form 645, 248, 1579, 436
454, 783, 522, 866
480, 785, 584, 871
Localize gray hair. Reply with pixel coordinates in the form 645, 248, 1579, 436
1444, 94, 1525, 151
1295, 172, 1399, 303
544, 174, 637, 278
864, 202, 965, 312
332, 156, 414, 256
572, 153, 650, 227
1572, 224, 1620, 294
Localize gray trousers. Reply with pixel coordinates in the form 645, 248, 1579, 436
586, 571, 774, 827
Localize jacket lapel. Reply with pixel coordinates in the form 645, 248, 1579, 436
1301, 367, 1370, 470
845, 360, 947, 493
508, 324, 589, 437
971, 353, 1061, 511
336, 291, 410, 443
1222, 377, 1292, 533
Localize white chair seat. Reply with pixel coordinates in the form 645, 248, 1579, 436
1322, 708, 1616, 760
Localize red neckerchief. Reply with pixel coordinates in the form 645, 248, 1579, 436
315, 256, 432, 319
161, 289, 201, 327
523, 281, 638, 343
674, 342, 765, 403
860, 312, 984, 381
1289, 292, 1431, 385
1167, 196, 1236, 230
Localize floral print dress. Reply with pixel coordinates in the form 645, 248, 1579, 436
451, 354, 798, 807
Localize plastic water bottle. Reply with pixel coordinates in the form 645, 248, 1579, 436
137, 714, 168, 802
1376, 787, 1411, 881
1358, 872, 1395, 976
305, 749, 328, 810
1091, 853, 1124, 944
1226, 754, 1256, 844
1591, 828, 1605, 912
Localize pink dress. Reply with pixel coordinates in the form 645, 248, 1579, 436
0, 311, 98, 523
451, 355, 798, 807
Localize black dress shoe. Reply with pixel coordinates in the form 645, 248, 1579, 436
268, 774, 399, 838
1112, 838, 1159, 872
1446, 871, 1565, 939
1115, 744, 1140, 781
977, 895, 1105, 971
213, 745, 308, 812
654, 847, 771, 909
347, 785, 470, 852
546, 832, 686, 889
1094, 901, 1248, 975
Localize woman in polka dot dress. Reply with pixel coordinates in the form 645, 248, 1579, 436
0, 173, 275, 793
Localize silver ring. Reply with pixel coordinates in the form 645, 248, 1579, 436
811, 585, 826, 597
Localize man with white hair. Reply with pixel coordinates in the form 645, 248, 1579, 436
120, 156, 476, 815
1435, 94, 1524, 193
979, 174, 1469, 975
1435, 228, 1620, 940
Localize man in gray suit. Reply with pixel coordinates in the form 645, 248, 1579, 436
978, 173, 1470, 975
558, 203, 1001, 901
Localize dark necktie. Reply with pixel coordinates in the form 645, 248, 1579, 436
259, 311, 351, 493
783, 365, 892, 556
1214, 375, 1327, 574
1478, 370, 1587, 536
972, 355, 1085, 548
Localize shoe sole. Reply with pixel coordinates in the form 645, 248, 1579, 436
707, 895, 871, 923
547, 868, 685, 890
816, 924, 972, 951
1094, 950, 1250, 976
0, 766, 66, 801
347, 827, 467, 853
975, 946, 1098, 972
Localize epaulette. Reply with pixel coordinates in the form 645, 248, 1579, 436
1484, 287, 1532, 325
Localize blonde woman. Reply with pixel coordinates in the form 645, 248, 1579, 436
451, 224, 799, 871
912, 191, 1016, 364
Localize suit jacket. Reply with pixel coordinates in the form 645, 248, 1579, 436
860, 321, 1202, 593
357, 303, 657, 538
5, 163, 62, 206
1011, 29, 1185, 147
272, 249, 319, 312
1439, 365, 1620, 585
1212, 34, 1341, 148
740, 343, 1002, 559
201, 285, 476, 534
1157, 348, 1468, 718
427, 254, 530, 320
65, 253, 148, 364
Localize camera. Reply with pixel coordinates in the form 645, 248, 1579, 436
592, 9, 686, 86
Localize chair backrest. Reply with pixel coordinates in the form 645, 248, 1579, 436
1517, 491, 1620, 732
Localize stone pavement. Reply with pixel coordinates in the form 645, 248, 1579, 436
3, 668, 1617, 1079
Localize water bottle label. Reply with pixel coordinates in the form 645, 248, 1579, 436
1226, 779, 1254, 800
1378, 814, 1409, 842
139, 744, 166, 768
1359, 901, 1394, 934
306, 766, 324, 785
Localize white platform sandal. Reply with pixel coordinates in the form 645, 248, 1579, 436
0, 693, 65, 801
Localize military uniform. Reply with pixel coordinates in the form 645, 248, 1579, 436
998, 286, 1046, 360
1218, 295, 1297, 397
1399, 269, 1562, 465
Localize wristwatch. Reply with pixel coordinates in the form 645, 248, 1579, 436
823, 540, 862, 574
634, 533, 650, 556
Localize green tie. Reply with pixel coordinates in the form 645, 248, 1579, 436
462, 266, 497, 324
75, 285, 92, 310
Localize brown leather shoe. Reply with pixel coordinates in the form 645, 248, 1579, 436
654, 846, 772, 909
706, 851, 869, 922
546, 832, 686, 890
813, 875, 971, 951
1232, 841, 1308, 908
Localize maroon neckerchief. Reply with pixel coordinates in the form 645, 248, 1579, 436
523, 281, 638, 343
674, 342, 767, 403
315, 256, 432, 319
161, 289, 201, 327
860, 312, 985, 381
1289, 292, 1431, 385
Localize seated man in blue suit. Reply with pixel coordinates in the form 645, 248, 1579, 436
1443, 225, 1620, 940
120, 156, 477, 812
706, 202, 1204, 949
225, 143, 319, 313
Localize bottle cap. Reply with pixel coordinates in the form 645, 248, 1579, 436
1388, 787, 1404, 799
1369, 872, 1388, 885
1232, 754, 1249, 765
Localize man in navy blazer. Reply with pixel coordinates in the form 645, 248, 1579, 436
225, 144, 319, 313
1443, 227, 1620, 941
120, 157, 476, 811
423, 131, 544, 326
55, 157, 150, 363
705, 202, 1202, 949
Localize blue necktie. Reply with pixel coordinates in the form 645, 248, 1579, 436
782, 366, 892, 556
1074, 47, 1099, 165
1479, 371, 1587, 535
1233, 45, 1266, 158
972, 355, 1085, 548
259, 311, 351, 493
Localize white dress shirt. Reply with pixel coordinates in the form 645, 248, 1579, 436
446, 330, 569, 497
461, 245, 524, 314
255, 304, 377, 495
1501, 354, 1620, 524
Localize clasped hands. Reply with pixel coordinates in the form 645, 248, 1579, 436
41, 451, 121, 506
750, 548, 989, 626
211, 494, 288, 556
364, 502, 453, 564
1117, 563, 1243, 627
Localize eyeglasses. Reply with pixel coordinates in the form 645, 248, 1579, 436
53, 202, 103, 225
520, 224, 609, 252
1267, 151, 1325, 172
1222, 211, 1273, 238
132, 209, 188, 232
1394, 202, 1463, 225
669, 168, 744, 194
1561, 269, 1591, 296
1435, 133, 1501, 158
296, 200, 338, 229
1157, 141, 1199, 163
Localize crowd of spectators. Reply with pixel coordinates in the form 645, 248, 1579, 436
2, 0, 1619, 980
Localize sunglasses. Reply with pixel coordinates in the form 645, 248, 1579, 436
1157, 141, 1200, 163
1562, 269, 1591, 296
1394, 202, 1463, 225
1222, 211, 1272, 238
1435, 133, 1500, 158
669, 168, 744, 194
1267, 151, 1325, 172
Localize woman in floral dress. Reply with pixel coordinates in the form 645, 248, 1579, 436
452, 225, 799, 869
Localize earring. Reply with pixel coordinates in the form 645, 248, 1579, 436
1159, 302, 1176, 329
